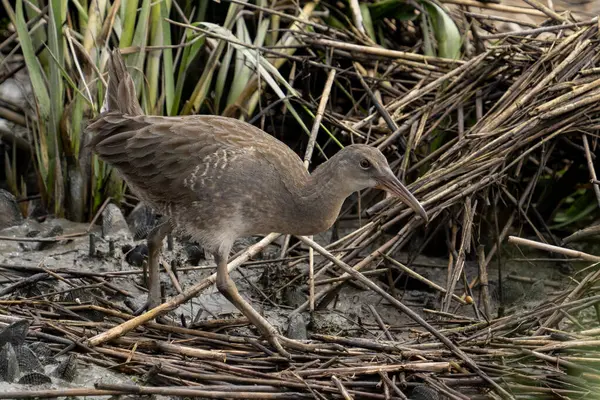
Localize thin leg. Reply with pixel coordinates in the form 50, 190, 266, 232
214, 251, 332, 358
135, 216, 173, 315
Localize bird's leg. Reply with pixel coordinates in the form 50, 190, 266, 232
214, 252, 331, 358
214, 251, 292, 357
135, 216, 173, 315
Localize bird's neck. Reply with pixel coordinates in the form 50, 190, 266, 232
289, 160, 350, 235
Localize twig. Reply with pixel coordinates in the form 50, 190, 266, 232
582, 134, 600, 209
332, 375, 354, 400
441, 0, 547, 16
0, 389, 123, 399
520, 0, 568, 22
161, 260, 183, 294
368, 304, 394, 341
309, 38, 464, 65
382, 254, 467, 305
477, 245, 491, 320
534, 268, 600, 335
0, 232, 87, 242
562, 224, 600, 245
348, 0, 365, 35
508, 236, 600, 262
303, 68, 336, 312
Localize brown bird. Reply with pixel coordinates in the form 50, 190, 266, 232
87, 50, 427, 356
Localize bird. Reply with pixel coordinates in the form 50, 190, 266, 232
87, 49, 428, 357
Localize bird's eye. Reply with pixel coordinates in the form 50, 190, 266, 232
359, 159, 371, 169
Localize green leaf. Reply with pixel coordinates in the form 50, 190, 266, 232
161, 0, 175, 115
226, 19, 252, 107
181, 2, 243, 115
120, 0, 139, 48
421, 0, 461, 59
171, 31, 205, 115
48, 0, 65, 134
146, 0, 163, 111
127, 0, 151, 99
552, 189, 598, 229
215, 45, 234, 113
199, 22, 299, 99
360, 3, 376, 42
15, 0, 50, 120
368, 0, 417, 22
420, 10, 434, 57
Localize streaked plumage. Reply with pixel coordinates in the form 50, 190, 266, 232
87, 49, 427, 357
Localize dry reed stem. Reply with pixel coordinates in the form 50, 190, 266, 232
303, 68, 337, 312
508, 236, 600, 262
3, 3, 600, 398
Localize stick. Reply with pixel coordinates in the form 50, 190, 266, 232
95, 383, 307, 399
477, 245, 491, 320
348, 0, 365, 35
441, 0, 547, 16
442, 198, 475, 312
0, 389, 122, 399
303, 68, 336, 312
582, 134, 600, 209
310, 38, 464, 65
161, 260, 183, 294
382, 254, 467, 305
520, 0, 568, 22
332, 375, 354, 400
534, 268, 600, 335
508, 236, 600, 262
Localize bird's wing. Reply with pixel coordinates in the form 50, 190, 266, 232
87, 113, 308, 202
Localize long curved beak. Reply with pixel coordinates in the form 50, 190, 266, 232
376, 170, 428, 223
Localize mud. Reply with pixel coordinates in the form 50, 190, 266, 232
0, 214, 573, 379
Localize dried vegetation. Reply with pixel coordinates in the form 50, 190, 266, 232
1, 0, 600, 398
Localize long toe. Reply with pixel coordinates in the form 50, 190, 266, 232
133, 300, 149, 316
279, 336, 345, 354
266, 335, 291, 359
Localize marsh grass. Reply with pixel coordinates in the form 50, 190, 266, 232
2, 0, 461, 221
3, 0, 595, 237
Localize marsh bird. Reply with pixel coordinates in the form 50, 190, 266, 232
87, 49, 427, 356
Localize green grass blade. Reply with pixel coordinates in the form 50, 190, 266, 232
161, 0, 174, 115
226, 19, 252, 107
14, 0, 50, 120
146, 0, 163, 112
215, 44, 234, 114
120, 0, 139, 48
181, 1, 245, 115
360, 3, 376, 41
170, 0, 208, 115
71, 0, 89, 25
421, 0, 461, 59
171, 31, 205, 115
24, 0, 49, 70
128, 0, 151, 99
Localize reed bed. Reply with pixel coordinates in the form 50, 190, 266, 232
1, 0, 600, 398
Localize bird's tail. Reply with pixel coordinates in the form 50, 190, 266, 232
101, 49, 143, 116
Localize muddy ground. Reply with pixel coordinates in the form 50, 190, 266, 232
0, 205, 578, 398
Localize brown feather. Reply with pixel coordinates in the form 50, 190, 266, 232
105, 49, 143, 116
86, 50, 425, 253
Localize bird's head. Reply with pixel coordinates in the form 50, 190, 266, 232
333, 144, 428, 222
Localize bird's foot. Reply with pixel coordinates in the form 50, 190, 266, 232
133, 301, 149, 316
133, 297, 161, 316
262, 333, 344, 358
